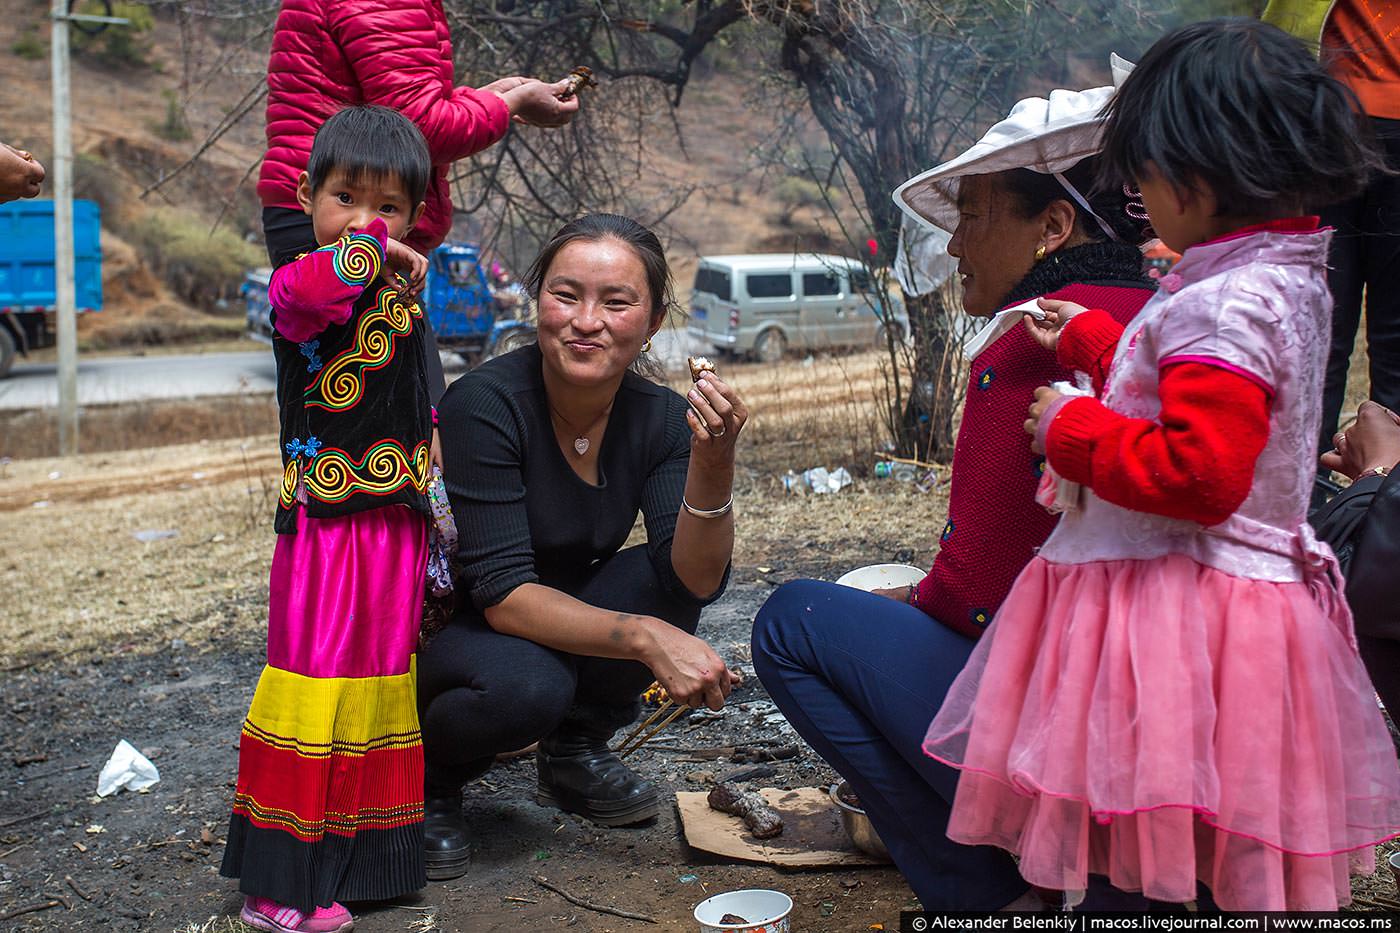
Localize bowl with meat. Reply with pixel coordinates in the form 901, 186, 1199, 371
829, 780, 891, 861
693, 888, 792, 932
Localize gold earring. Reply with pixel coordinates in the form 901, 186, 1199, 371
640, 338, 653, 354
1035, 245, 1047, 261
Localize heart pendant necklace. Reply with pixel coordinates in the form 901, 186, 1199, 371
548, 401, 613, 457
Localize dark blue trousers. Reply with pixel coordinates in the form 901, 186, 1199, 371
750, 579, 1025, 910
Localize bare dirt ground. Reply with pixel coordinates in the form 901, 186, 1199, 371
3, 347, 1398, 932
0, 352, 946, 932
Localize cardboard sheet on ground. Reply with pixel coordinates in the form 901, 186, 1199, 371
676, 787, 890, 867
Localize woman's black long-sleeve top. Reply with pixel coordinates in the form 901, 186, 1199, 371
436, 344, 728, 614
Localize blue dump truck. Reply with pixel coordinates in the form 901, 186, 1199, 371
244, 240, 533, 365
0, 199, 103, 377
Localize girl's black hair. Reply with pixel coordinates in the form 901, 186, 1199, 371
1002, 157, 1154, 245
306, 105, 432, 205
523, 214, 678, 380
1099, 18, 1386, 215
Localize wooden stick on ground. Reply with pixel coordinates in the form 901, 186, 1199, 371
0, 809, 50, 830
873, 453, 939, 470
532, 875, 657, 924
0, 899, 63, 923
65, 875, 94, 902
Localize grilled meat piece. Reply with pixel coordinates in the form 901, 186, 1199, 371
707, 781, 783, 839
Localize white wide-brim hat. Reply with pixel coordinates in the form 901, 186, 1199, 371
893, 56, 1134, 234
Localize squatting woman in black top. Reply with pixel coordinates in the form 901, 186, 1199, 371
417, 214, 747, 880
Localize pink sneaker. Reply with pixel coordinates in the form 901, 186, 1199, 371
240, 896, 354, 933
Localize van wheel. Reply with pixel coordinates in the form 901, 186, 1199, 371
875, 322, 904, 348
0, 326, 15, 379
753, 329, 787, 363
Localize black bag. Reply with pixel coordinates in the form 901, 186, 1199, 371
1311, 471, 1400, 641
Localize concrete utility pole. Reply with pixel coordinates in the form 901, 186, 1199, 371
49, 1, 127, 456
51, 0, 76, 455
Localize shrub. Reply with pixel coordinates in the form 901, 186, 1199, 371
12, 27, 44, 60
71, 1, 155, 70
122, 207, 264, 310
154, 91, 191, 142
771, 175, 826, 227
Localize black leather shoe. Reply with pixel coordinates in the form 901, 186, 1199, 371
535, 702, 659, 827
423, 792, 469, 880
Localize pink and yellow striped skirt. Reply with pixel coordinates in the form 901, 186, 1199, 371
221, 504, 428, 913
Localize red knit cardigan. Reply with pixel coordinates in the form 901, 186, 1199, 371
913, 282, 1152, 638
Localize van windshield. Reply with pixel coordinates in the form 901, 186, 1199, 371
694, 266, 732, 302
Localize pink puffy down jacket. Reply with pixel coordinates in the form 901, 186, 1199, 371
257, 0, 510, 252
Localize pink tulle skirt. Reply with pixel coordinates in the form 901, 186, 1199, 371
923, 553, 1400, 911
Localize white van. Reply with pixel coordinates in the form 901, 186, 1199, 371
686, 253, 908, 362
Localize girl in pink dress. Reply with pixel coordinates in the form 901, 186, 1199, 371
923, 19, 1400, 911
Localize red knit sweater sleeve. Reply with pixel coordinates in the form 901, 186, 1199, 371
1057, 309, 1124, 394
1044, 362, 1270, 526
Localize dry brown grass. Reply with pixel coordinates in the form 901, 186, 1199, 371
0, 431, 948, 672
0, 393, 279, 461
0, 343, 943, 670
79, 300, 250, 352
0, 435, 279, 668
663, 349, 908, 477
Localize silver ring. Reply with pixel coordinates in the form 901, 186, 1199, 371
707, 426, 726, 437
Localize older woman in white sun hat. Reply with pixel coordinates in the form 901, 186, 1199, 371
751, 76, 1157, 911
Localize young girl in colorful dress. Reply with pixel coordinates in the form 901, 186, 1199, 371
220, 105, 436, 933
923, 19, 1400, 911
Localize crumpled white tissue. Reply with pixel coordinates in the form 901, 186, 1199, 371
1035, 377, 1095, 514
96, 740, 160, 797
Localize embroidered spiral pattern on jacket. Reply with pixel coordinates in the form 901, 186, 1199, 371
307, 288, 420, 411
324, 231, 383, 286
279, 459, 299, 508
302, 440, 430, 503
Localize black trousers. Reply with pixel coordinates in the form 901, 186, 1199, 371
415, 546, 702, 789
260, 206, 447, 403
1319, 117, 1400, 452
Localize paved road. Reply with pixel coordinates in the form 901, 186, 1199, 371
0, 350, 279, 411
0, 330, 706, 411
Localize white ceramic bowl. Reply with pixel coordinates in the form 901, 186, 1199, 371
694, 889, 793, 933
834, 563, 925, 592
